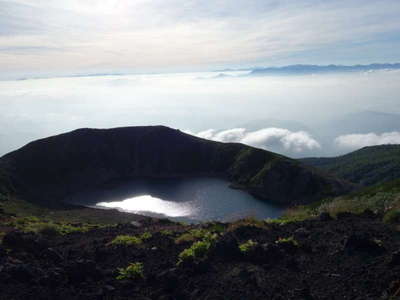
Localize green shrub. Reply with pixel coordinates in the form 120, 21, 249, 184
178, 240, 211, 265
175, 228, 210, 244
110, 235, 143, 246
383, 209, 400, 224
0, 231, 6, 243
174, 232, 194, 244
189, 229, 210, 238
204, 222, 226, 233
238, 239, 258, 252
140, 232, 152, 240
177, 232, 217, 265
15, 217, 29, 225
275, 236, 299, 246
160, 229, 173, 236
57, 224, 90, 234
23, 216, 40, 223
36, 223, 61, 237
116, 262, 144, 280
8, 216, 95, 236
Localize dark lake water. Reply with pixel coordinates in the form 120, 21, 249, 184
66, 177, 284, 223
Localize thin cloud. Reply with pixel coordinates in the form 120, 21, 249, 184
1, 0, 400, 75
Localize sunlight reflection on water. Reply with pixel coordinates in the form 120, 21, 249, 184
68, 178, 284, 223
97, 195, 197, 217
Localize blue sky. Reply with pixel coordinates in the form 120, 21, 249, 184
1, 0, 400, 76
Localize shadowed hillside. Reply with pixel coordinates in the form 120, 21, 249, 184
300, 145, 400, 186
0, 126, 352, 206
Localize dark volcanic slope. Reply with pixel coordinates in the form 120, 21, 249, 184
300, 144, 400, 186
1, 213, 399, 299
0, 126, 352, 205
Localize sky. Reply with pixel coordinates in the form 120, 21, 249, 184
1, 1, 400, 158
1, 0, 400, 77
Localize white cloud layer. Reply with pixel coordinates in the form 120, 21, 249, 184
190, 127, 321, 154
335, 131, 400, 150
1, 71, 400, 157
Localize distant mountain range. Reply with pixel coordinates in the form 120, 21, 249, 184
248, 63, 400, 76
300, 144, 400, 186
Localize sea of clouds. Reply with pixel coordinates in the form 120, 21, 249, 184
187, 128, 400, 157
1, 70, 400, 158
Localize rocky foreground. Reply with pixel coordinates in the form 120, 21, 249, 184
1, 212, 400, 300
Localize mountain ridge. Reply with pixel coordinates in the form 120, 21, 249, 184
249, 63, 400, 76
300, 144, 400, 186
0, 126, 352, 206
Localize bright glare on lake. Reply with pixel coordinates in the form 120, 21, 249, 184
67, 177, 284, 223
97, 195, 195, 218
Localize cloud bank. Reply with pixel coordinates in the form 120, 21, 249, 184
190, 127, 321, 155
1, 71, 400, 157
335, 131, 400, 150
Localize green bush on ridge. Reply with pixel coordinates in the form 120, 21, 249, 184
6, 216, 98, 236
383, 209, 400, 224
109, 232, 153, 246
177, 232, 218, 265
160, 229, 173, 236
175, 228, 215, 244
109, 235, 143, 246
275, 236, 299, 247
116, 262, 144, 280
238, 239, 258, 252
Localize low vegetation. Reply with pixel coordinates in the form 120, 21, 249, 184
175, 228, 214, 244
227, 216, 267, 232
238, 239, 258, 252
110, 232, 152, 246
110, 235, 143, 246
160, 229, 173, 236
203, 222, 226, 233
4, 215, 103, 236
276, 179, 400, 224
177, 232, 218, 265
140, 232, 152, 240
300, 145, 400, 186
383, 209, 400, 224
116, 262, 144, 280
275, 236, 299, 247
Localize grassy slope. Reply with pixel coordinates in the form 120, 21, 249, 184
281, 178, 400, 224
300, 144, 400, 186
